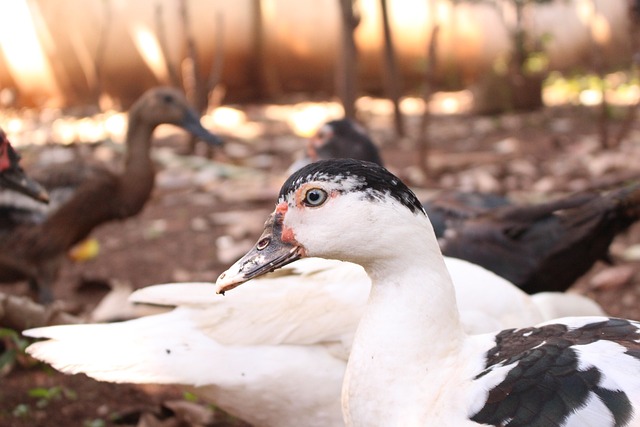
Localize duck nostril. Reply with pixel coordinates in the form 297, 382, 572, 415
257, 237, 271, 250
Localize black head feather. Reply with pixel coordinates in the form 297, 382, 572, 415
280, 159, 425, 215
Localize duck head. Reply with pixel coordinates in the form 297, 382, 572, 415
0, 130, 49, 203
132, 87, 223, 146
216, 158, 427, 294
308, 119, 382, 166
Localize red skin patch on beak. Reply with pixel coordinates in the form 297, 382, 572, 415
275, 202, 297, 244
282, 226, 296, 243
276, 202, 288, 216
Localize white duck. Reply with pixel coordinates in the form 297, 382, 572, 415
26, 193, 606, 425
215, 159, 640, 427
25, 257, 603, 427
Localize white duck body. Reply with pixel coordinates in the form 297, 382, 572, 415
25, 253, 605, 427
26, 259, 359, 427
288, 178, 485, 426
216, 159, 640, 427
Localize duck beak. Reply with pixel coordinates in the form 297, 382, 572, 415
181, 109, 224, 146
0, 167, 49, 203
215, 211, 305, 294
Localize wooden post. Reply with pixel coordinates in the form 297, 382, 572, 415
379, 0, 404, 136
337, 0, 359, 119
417, 23, 440, 179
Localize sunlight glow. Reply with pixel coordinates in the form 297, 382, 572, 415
0, 0, 59, 103
131, 24, 169, 82
104, 113, 128, 142
209, 107, 247, 130
590, 14, 611, 46
579, 89, 603, 106
287, 103, 343, 137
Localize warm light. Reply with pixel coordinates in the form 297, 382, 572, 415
0, 1, 60, 103
76, 117, 107, 143
131, 24, 169, 82
104, 112, 128, 142
590, 14, 611, 46
6, 118, 24, 135
441, 97, 460, 114
400, 98, 425, 116
576, 0, 595, 24
209, 107, 247, 130
430, 90, 473, 114
287, 103, 343, 137
579, 89, 603, 106
435, 0, 453, 24
356, 97, 393, 116
52, 118, 77, 145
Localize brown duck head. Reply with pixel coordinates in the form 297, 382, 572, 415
130, 87, 223, 147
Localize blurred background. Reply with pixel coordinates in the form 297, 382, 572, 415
2, 1, 640, 426
0, 0, 637, 143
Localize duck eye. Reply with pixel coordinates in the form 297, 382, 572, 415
303, 188, 328, 207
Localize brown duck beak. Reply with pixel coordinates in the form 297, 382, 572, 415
181, 109, 224, 146
215, 211, 305, 294
0, 167, 49, 203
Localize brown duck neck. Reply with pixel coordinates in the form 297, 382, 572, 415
35, 112, 159, 252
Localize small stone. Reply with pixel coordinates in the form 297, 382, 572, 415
190, 217, 209, 232
622, 244, 640, 261
589, 265, 635, 290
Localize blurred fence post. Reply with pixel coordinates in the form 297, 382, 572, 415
380, 0, 404, 137
337, 0, 359, 119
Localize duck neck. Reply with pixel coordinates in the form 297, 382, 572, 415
359, 248, 465, 363
119, 111, 157, 213
124, 113, 156, 178
341, 215, 466, 425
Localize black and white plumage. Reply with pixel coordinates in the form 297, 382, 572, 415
216, 159, 640, 427
0, 129, 48, 203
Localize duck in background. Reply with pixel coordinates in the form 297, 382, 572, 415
0, 129, 49, 203
287, 119, 384, 174
294, 118, 511, 238
440, 185, 640, 294
300, 118, 640, 295
215, 159, 640, 426
0, 87, 222, 303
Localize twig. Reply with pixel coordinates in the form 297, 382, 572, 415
417, 23, 441, 179
611, 0, 640, 146
337, 0, 359, 119
92, 0, 113, 109
180, 0, 206, 111
379, 0, 404, 136
249, 0, 282, 100
0, 292, 82, 331
206, 12, 226, 105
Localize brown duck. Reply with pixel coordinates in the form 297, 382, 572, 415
0, 87, 222, 302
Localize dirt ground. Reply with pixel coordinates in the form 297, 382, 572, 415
2, 102, 640, 426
